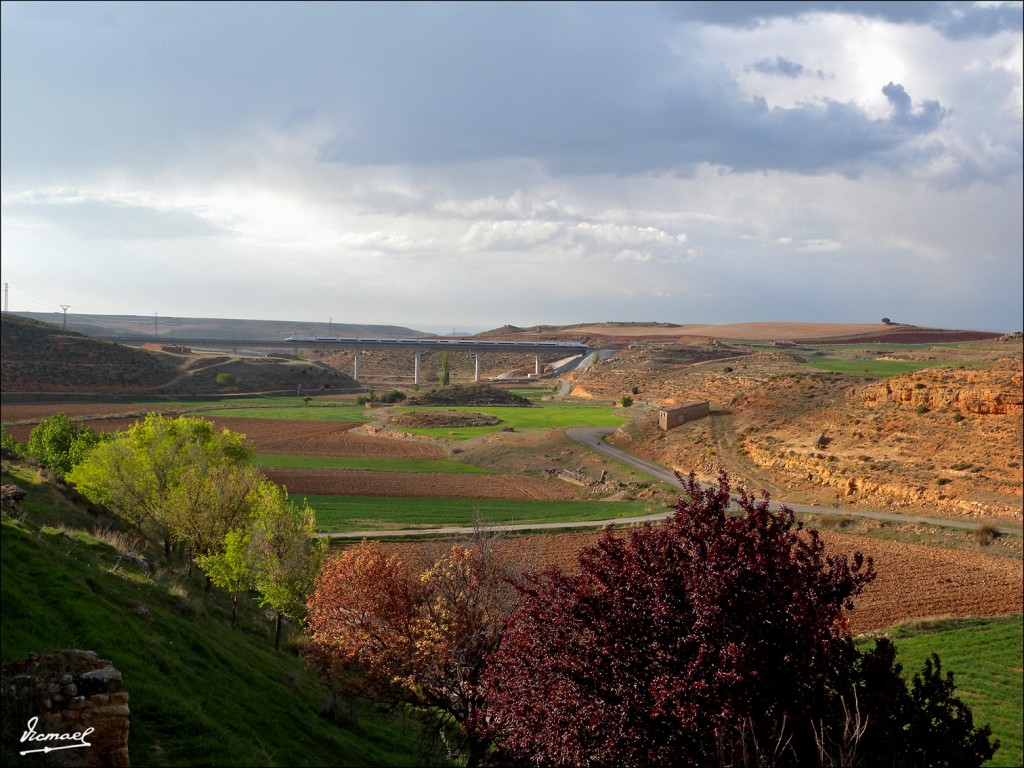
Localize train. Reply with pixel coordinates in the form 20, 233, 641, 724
283, 335, 583, 348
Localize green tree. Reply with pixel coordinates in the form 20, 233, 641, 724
67, 414, 255, 561
246, 481, 326, 652
25, 413, 102, 476
1, 426, 24, 455
196, 528, 254, 628
168, 461, 263, 585
440, 351, 451, 387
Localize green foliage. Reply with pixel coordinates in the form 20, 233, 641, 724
66, 414, 255, 556
0, 426, 24, 455
440, 350, 451, 387
246, 481, 327, 651
196, 528, 253, 628
215, 372, 236, 387
356, 389, 407, 406
0, 468, 422, 766
24, 413, 103, 476
620, 395, 633, 408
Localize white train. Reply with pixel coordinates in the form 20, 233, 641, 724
283, 335, 582, 348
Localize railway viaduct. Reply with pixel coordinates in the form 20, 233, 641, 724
116, 336, 593, 385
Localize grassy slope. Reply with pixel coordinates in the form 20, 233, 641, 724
0, 463, 425, 767
883, 616, 1024, 768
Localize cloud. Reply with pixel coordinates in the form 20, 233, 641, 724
1, 192, 223, 241
663, 2, 1023, 40
749, 55, 825, 79
882, 82, 947, 130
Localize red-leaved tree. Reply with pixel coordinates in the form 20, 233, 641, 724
483, 473, 995, 767
305, 535, 518, 767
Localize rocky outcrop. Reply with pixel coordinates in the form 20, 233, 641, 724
855, 367, 1023, 416
2, 650, 129, 767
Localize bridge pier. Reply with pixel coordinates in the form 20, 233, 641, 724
535, 354, 541, 376
414, 351, 421, 385
475, 353, 481, 382
353, 349, 360, 381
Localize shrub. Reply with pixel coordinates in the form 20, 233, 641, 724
973, 524, 1000, 546
25, 414, 103, 476
215, 372, 236, 387
620, 395, 633, 408
483, 473, 997, 767
915, 405, 930, 414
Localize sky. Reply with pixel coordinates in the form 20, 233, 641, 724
2, 2, 1022, 334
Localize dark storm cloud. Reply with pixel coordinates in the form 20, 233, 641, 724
662, 1, 1023, 40
750, 56, 815, 78
2, 2, 950, 181
320, 79, 947, 177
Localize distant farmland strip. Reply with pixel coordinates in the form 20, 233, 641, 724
801, 358, 972, 377
263, 468, 581, 501
306, 495, 665, 532
255, 454, 492, 473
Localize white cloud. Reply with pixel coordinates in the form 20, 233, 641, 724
0, 2, 1020, 331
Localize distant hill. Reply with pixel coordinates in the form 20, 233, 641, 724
10, 312, 428, 342
478, 321, 1003, 344
1, 313, 357, 396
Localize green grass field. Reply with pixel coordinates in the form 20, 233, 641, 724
0, 464, 422, 767
391, 402, 630, 439
306, 494, 668, 532
860, 615, 1023, 768
255, 454, 493, 473
801, 358, 970, 377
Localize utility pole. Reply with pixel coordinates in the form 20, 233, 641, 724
60, 305, 70, 330
154, 313, 159, 339
3, 282, 8, 312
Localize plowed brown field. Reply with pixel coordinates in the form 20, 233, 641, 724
263, 468, 582, 501
2, 412, 446, 460
202, 418, 444, 458
372, 529, 1023, 632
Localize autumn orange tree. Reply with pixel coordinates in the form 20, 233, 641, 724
305, 534, 517, 767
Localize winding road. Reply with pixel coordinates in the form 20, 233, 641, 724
325, 427, 1022, 539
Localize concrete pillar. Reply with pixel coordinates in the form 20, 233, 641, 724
353, 349, 361, 381
535, 354, 541, 376
475, 353, 481, 382
414, 350, 421, 384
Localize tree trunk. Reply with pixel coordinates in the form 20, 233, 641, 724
274, 612, 283, 652
230, 592, 238, 629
